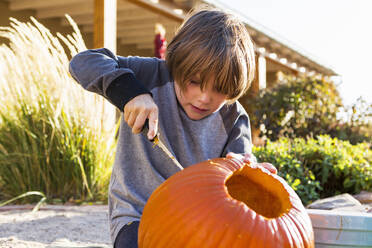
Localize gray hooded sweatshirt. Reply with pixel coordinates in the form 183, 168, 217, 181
69, 48, 253, 243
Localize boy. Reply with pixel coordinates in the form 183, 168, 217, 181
69, 6, 276, 248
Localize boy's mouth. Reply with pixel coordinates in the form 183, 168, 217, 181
191, 104, 208, 113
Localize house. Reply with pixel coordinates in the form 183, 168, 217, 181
0, 0, 337, 143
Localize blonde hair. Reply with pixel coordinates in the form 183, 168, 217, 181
166, 5, 256, 102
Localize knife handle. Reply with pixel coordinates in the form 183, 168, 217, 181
141, 119, 155, 142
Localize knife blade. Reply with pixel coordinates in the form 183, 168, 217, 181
141, 120, 183, 170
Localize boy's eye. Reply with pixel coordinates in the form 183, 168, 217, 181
190, 80, 200, 85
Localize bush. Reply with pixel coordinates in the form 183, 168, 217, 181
0, 16, 117, 203
253, 135, 372, 205
244, 75, 343, 141
330, 97, 372, 145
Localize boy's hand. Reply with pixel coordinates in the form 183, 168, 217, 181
226, 152, 257, 164
123, 94, 158, 140
226, 152, 277, 174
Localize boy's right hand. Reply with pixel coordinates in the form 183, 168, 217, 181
123, 94, 158, 140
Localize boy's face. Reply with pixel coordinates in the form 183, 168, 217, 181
174, 74, 228, 120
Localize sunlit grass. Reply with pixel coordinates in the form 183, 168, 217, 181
0, 15, 117, 204
0, 191, 46, 212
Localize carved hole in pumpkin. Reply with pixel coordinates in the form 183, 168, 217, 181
225, 165, 291, 219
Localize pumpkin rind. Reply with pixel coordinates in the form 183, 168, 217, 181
138, 158, 314, 248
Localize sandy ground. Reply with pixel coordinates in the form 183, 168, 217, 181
1, 201, 371, 248
0, 205, 111, 248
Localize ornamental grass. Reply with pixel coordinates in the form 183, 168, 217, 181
0, 15, 117, 204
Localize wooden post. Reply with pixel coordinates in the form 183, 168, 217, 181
94, 0, 119, 124
258, 54, 266, 90
242, 52, 267, 146
247, 53, 261, 98
94, 0, 117, 53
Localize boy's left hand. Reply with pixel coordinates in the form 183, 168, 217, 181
226, 152, 278, 174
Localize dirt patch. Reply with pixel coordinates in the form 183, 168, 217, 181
0, 204, 111, 248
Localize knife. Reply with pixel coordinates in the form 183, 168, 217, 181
141, 120, 183, 170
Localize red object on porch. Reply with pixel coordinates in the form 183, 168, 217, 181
154, 33, 167, 59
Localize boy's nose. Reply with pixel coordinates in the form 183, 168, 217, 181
198, 91, 211, 104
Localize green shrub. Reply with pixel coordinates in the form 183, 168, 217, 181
253, 135, 372, 205
244, 75, 343, 141
0, 95, 116, 202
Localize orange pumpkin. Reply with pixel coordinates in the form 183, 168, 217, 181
138, 158, 314, 247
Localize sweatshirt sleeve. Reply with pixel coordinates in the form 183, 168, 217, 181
69, 48, 152, 111
220, 102, 254, 157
